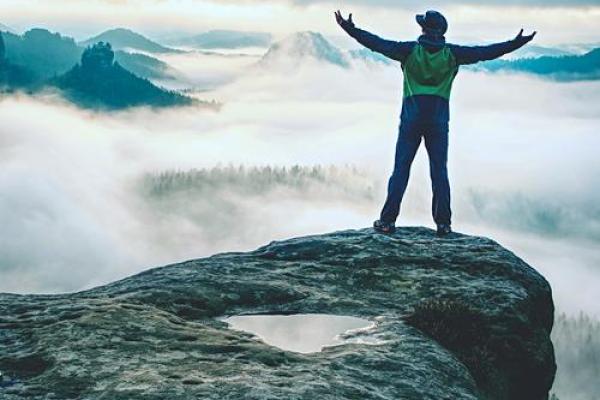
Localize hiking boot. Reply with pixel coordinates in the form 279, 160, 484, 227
373, 220, 395, 234
436, 224, 452, 237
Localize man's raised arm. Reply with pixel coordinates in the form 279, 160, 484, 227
450, 29, 537, 65
334, 10, 414, 62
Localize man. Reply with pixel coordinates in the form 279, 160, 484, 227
334, 10, 536, 236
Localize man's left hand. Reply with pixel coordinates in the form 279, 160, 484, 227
515, 29, 537, 44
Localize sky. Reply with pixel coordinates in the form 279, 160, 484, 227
1, 0, 600, 44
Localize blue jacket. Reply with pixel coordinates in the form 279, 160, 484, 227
345, 26, 529, 123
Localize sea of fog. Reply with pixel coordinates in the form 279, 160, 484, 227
1, 46, 599, 400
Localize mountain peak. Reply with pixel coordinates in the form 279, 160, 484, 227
105, 27, 136, 34
80, 28, 178, 54
176, 29, 272, 49
260, 30, 350, 68
54, 41, 191, 109
23, 28, 73, 42
81, 41, 114, 70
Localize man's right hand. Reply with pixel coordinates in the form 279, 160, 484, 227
334, 10, 355, 32
515, 29, 537, 44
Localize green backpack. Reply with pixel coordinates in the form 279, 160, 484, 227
402, 44, 459, 100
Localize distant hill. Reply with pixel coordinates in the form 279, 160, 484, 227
2, 29, 82, 81
559, 42, 600, 55
115, 51, 178, 81
0, 31, 33, 89
349, 48, 393, 65
53, 42, 191, 109
0, 23, 15, 33
0, 60, 30, 90
509, 45, 574, 59
478, 48, 600, 80
176, 30, 271, 49
80, 28, 180, 54
2, 28, 176, 83
260, 31, 349, 68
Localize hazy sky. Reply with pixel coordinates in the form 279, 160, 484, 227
1, 0, 599, 44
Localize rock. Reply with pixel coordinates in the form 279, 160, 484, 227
80, 42, 115, 71
0, 227, 556, 399
52, 41, 193, 110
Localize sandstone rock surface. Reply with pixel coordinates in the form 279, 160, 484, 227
0, 227, 556, 399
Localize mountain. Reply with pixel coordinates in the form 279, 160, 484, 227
2, 29, 82, 81
115, 51, 178, 80
349, 48, 393, 65
0, 227, 555, 399
53, 42, 191, 109
175, 29, 272, 49
0, 32, 33, 89
0, 23, 15, 33
559, 42, 600, 55
260, 31, 350, 68
478, 48, 600, 80
1, 28, 176, 85
0, 60, 30, 89
80, 28, 180, 54
509, 45, 574, 59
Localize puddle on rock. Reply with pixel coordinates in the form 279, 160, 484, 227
220, 313, 381, 354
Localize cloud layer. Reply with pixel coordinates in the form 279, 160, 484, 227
1, 50, 599, 317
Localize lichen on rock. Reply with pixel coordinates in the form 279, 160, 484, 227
0, 227, 556, 399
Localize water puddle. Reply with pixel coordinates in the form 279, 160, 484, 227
221, 313, 381, 354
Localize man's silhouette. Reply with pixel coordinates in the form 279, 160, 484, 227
335, 10, 536, 236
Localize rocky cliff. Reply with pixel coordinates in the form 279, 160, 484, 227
0, 227, 556, 399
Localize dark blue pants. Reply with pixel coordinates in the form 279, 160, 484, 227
380, 119, 451, 225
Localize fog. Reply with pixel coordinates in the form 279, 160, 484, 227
1, 49, 599, 297
552, 313, 600, 400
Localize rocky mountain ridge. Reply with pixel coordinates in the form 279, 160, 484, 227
80, 28, 181, 54
54, 42, 192, 109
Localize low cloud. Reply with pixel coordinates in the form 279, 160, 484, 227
0, 50, 599, 326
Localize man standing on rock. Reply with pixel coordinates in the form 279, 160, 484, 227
335, 10, 536, 236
